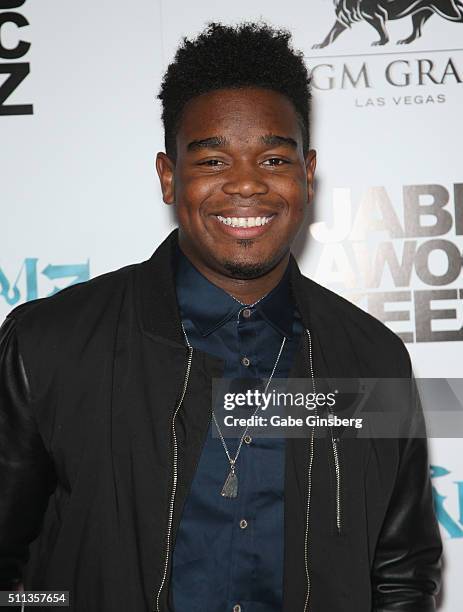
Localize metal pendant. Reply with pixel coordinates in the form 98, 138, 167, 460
221, 469, 238, 498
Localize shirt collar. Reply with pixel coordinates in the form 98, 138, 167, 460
175, 245, 295, 338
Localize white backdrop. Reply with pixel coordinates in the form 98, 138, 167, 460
1, 1, 462, 608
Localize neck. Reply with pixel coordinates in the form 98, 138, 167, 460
179, 247, 290, 305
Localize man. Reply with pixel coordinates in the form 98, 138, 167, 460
0, 22, 441, 612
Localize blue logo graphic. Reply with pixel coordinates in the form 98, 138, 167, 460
0, 258, 90, 306
431, 464, 463, 538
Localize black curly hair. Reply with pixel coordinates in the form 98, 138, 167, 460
158, 21, 311, 159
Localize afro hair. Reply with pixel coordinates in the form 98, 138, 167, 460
158, 21, 312, 158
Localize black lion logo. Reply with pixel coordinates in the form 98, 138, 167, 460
313, 0, 463, 47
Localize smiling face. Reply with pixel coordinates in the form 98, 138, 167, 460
156, 87, 316, 283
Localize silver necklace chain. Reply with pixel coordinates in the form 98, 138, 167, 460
228, 290, 269, 308
212, 335, 285, 471
181, 321, 286, 498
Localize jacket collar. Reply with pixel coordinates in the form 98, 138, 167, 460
137, 229, 185, 347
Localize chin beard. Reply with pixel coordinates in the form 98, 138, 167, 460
222, 247, 285, 280
222, 260, 270, 279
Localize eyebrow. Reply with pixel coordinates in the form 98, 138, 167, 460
260, 134, 298, 149
187, 136, 228, 151
186, 133, 298, 152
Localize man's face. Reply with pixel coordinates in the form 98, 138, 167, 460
156, 87, 316, 280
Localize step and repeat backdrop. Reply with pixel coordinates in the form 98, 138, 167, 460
1, 0, 462, 608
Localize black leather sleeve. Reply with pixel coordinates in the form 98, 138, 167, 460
0, 316, 56, 591
371, 373, 443, 611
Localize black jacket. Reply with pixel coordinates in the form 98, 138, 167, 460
0, 230, 442, 611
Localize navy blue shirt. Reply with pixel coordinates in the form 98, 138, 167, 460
171, 249, 303, 612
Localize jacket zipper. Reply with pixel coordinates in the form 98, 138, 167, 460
330, 424, 342, 535
303, 421, 316, 612
303, 330, 342, 611
303, 426, 342, 612
303, 329, 315, 612
155, 346, 193, 612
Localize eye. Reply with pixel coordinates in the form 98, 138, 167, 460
198, 159, 225, 167
262, 157, 289, 167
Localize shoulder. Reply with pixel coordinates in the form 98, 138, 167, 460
4, 262, 139, 372
7, 262, 136, 329
2, 262, 140, 398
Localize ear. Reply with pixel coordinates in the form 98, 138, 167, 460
156, 152, 176, 204
305, 149, 317, 203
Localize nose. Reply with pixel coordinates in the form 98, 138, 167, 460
222, 161, 269, 198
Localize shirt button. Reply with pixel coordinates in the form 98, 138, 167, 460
241, 356, 250, 367
239, 519, 248, 529
233, 605, 241, 612
242, 308, 252, 318
244, 434, 252, 444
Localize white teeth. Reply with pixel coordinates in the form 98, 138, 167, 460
216, 215, 274, 228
